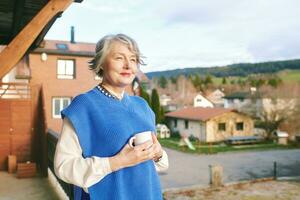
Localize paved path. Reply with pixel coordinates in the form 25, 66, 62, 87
159, 148, 300, 189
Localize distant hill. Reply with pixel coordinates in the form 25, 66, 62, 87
146, 59, 300, 79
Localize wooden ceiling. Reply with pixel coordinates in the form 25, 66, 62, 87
0, 0, 83, 47
0, 0, 49, 45
0, 0, 83, 79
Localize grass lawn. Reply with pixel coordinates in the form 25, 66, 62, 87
277, 69, 300, 83
159, 137, 300, 154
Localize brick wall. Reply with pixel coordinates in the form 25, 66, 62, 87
29, 53, 135, 133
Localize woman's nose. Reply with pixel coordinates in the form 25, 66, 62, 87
123, 58, 130, 69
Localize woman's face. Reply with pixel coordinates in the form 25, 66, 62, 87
102, 41, 138, 88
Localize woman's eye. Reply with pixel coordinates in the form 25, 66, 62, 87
130, 58, 137, 62
116, 57, 123, 60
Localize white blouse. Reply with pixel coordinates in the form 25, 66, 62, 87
54, 117, 169, 193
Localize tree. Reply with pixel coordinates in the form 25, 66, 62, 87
170, 76, 178, 84
240, 88, 297, 139
139, 87, 151, 106
204, 74, 213, 85
268, 77, 282, 88
191, 74, 202, 91
160, 106, 165, 124
222, 77, 227, 85
158, 76, 167, 88
151, 89, 161, 124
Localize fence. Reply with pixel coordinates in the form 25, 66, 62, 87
210, 160, 300, 186
47, 129, 74, 200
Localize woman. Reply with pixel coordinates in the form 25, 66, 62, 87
54, 34, 169, 200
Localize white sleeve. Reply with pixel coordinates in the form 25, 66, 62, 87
154, 150, 169, 172
54, 117, 112, 193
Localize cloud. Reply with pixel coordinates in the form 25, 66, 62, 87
46, 0, 300, 72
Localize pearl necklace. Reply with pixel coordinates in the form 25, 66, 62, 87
97, 84, 121, 100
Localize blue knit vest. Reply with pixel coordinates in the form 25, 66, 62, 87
61, 86, 162, 200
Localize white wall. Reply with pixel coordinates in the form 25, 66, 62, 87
171, 119, 201, 138
194, 94, 214, 107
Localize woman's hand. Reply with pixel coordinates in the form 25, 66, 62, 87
151, 134, 163, 162
109, 140, 155, 172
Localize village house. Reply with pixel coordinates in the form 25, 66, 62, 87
223, 88, 261, 110
206, 89, 225, 107
193, 93, 214, 108
160, 94, 172, 106
165, 107, 254, 143
224, 88, 297, 118
156, 124, 171, 139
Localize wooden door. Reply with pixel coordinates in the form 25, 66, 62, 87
0, 100, 32, 170
11, 100, 32, 163
0, 101, 11, 170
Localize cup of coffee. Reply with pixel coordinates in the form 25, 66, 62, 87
128, 131, 153, 148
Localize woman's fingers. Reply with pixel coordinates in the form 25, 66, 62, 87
135, 140, 153, 151
151, 133, 158, 143
135, 143, 155, 160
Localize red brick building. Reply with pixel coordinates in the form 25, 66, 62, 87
2, 39, 149, 133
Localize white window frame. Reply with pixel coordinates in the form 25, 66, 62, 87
57, 59, 75, 79
52, 97, 71, 118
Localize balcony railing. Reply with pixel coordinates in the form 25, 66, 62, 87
48, 129, 74, 200
0, 82, 30, 99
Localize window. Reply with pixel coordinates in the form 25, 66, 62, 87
174, 119, 177, 127
56, 43, 68, 50
185, 120, 189, 129
218, 123, 226, 131
57, 59, 75, 79
236, 122, 244, 131
52, 97, 71, 118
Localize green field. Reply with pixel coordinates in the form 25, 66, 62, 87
277, 69, 300, 83
210, 70, 300, 85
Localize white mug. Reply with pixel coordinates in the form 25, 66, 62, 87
128, 131, 153, 148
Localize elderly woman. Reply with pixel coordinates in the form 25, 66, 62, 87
54, 34, 169, 200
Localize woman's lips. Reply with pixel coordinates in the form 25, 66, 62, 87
120, 72, 131, 76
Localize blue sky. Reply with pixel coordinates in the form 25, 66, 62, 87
45, 0, 300, 72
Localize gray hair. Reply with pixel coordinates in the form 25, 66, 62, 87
89, 33, 145, 77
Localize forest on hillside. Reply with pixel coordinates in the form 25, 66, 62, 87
146, 59, 300, 79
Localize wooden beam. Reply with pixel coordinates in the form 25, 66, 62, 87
11, 0, 26, 38
0, 0, 74, 79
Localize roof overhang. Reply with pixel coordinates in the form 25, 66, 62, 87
0, 0, 83, 79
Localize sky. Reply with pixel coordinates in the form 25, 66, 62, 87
45, 0, 300, 73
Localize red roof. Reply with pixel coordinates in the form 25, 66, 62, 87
40, 39, 95, 52
165, 107, 234, 121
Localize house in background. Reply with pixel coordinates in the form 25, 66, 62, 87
156, 124, 171, 139
160, 94, 172, 106
224, 89, 296, 118
166, 107, 254, 143
206, 89, 225, 107
193, 93, 214, 108
223, 90, 261, 110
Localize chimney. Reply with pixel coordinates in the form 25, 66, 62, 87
71, 26, 75, 43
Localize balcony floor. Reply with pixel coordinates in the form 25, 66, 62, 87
0, 171, 61, 200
